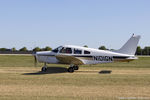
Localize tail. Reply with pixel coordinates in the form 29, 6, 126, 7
115, 34, 141, 55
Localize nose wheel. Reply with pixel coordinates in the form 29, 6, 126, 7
41, 63, 47, 72
41, 67, 47, 72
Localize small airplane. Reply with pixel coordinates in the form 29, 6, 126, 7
34, 34, 141, 73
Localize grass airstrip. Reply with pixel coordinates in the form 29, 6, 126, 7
0, 55, 150, 100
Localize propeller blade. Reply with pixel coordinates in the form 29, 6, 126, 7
34, 55, 37, 67
33, 52, 38, 67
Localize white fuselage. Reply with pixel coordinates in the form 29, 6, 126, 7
36, 45, 136, 65
34, 35, 141, 72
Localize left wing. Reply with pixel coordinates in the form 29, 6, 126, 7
56, 54, 84, 65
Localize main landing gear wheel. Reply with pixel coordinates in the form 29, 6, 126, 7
68, 67, 74, 73
68, 65, 79, 73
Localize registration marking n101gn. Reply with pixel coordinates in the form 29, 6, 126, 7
93, 56, 113, 61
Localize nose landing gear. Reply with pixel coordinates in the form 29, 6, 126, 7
41, 63, 47, 72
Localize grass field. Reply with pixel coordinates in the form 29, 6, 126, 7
0, 55, 150, 100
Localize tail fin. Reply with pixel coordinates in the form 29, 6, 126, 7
116, 34, 141, 55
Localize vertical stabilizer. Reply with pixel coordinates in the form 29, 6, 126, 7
116, 34, 141, 55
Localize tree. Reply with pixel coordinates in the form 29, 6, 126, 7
0, 48, 7, 51
142, 47, 150, 55
33, 47, 41, 51
42, 46, 52, 51
83, 45, 88, 48
98, 46, 107, 50
19, 47, 28, 51
12, 47, 16, 51
136, 46, 142, 55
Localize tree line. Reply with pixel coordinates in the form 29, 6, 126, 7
83, 45, 150, 55
0, 46, 52, 52
0, 45, 150, 55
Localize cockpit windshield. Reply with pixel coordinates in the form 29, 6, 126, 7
52, 46, 63, 53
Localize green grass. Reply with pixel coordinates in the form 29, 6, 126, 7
0, 55, 150, 100
0, 55, 150, 68
0, 55, 34, 67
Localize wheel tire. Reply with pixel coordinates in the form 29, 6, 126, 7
73, 66, 79, 70
41, 67, 47, 72
68, 67, 74, 73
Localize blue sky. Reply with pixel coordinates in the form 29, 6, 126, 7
0, 0, 150, 50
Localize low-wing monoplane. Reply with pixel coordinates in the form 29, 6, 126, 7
34, 34, 141, 73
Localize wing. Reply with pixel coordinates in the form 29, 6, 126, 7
56, 54, 84, 65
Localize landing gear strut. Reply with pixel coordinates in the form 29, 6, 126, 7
68, 65, 79, 73
73, 65, 79, 70
41, 63, 47, 72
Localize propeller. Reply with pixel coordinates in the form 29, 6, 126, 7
33, 52, 38, 67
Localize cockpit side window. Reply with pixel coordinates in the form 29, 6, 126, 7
74, 49, 82, 54
84, 50, 90, 54
60, 47, 72, 54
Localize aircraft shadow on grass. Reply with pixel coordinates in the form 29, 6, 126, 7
99, 70, 112, 74
23, 67, 68, 75
75, 70, 112, 74
23, 66, 112, 75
